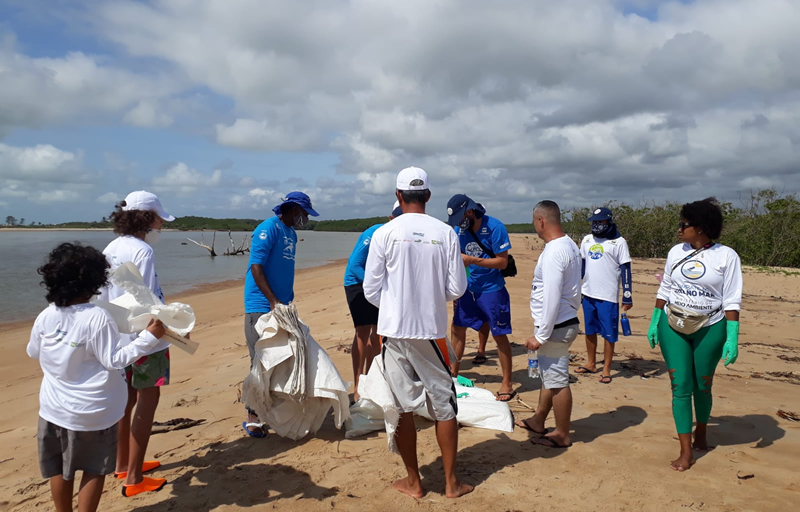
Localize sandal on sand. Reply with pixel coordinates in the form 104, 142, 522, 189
574, 366, 598, 374
115, 460, 161, 479
514, 419, 549, 436
600, 375, 613, 384
531, 436, 572, 449
495, 391, 517, 402
121, 477, 167, 497
471, 354, 488, 365
242, 421, 268, 439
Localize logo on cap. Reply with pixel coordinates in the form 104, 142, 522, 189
447, 208, 453, 215
410, 179, 425, 187
594, 208, 601, 214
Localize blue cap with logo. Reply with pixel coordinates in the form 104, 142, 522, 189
446, 194, 486, 227
587, 207, 613, 222
272, 191, 320, 217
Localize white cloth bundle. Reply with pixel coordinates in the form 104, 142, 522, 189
94, 262, 198, 354
346, 356, 514, 453
241, 304, 350, 440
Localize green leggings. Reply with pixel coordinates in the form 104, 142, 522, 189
658, 316, 727, 434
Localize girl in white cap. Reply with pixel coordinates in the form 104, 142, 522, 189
98, 191, 175, 497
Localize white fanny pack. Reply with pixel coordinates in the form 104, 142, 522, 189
664, 242, 719, 335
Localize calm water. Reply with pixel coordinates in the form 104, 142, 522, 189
0, 230, 361, 323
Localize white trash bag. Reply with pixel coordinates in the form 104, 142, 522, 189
94, 262, 198, 354
241, 304, 350, 440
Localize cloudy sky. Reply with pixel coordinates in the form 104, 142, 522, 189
1, 0, 798, 224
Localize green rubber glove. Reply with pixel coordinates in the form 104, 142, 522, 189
456, 375, 474, 387
647, 307, 662, 348
722, 320, 739, 366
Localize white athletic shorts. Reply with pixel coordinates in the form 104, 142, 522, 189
381, 337, 458, 421
537, 322, 580, 390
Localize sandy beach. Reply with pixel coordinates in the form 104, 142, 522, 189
1, 234, 798, 512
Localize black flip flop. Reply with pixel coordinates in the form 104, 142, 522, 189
472, 354, 488, 365
600, 375, 613, 384
531, 436, 572, 449
514, 419, 550, 436
574, 366, 598, 374
495, 390, 517, 402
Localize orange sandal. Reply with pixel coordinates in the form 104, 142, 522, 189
115, 460, 161, 479
121, 476, 167, 497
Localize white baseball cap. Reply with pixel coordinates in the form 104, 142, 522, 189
396, 166, 429, 191
122, 191, 176, 222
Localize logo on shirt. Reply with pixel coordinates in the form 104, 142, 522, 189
465, 241, 483, 257
413, 232, 425, 237
259, 231, 268, 241
588, 244, 605, 260
363, 237, 371, 246
55, 329, 67, 342
681, 260, 706, 280
283, 236, 296, 260
481, 227, 488, 234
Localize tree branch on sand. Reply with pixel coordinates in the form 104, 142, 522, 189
224, 230, 250, 255
187, 231, 217, 257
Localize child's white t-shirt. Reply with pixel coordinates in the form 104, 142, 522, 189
27, 303, 160, 431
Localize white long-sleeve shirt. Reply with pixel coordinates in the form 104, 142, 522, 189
98, 235, 170, 355
656, 243, 742, 326
27, 303, 162, 431
363, 213, 467, 339
530, 235, 582, 344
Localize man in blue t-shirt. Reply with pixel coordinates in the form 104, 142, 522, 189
242, 191, 319, 437
446, 194, 515, 401
343, 201, 402, 400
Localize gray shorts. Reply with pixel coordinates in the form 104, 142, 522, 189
537, 322, 580, 390
244, 312, 267, 368
382, 337, 458, 421
38, 417, 118, 481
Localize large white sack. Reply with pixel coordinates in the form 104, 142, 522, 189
241, 304, 350, 440
346, 356, 514, 449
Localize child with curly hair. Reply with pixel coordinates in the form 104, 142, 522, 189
28, 242, 165, 512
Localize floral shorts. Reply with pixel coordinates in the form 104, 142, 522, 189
125, 348, 170, 389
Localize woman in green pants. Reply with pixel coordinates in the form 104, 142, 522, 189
647, 198, 742, 472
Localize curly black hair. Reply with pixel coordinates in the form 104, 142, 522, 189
110, 201, 156, 236
681, 197, 724, 240
38, 243, 110, 307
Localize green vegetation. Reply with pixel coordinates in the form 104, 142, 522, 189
312, 217, 385, 232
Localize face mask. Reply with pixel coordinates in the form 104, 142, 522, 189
145, 228, 162, 245
459, 216, 473, 230
591, 222, 611, 237
293, 212, 309, 229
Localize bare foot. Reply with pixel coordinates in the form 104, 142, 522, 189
392, 477, 423, 498
445, 480, 474, 499
670, 454, 695, 472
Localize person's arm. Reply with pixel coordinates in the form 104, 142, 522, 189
462, 251, 508, 269
248, 223, 280, 308
649, 248, 674, 347
463, 222, 511, 269
135, 248, 165, 304
91, 318, 166, 370
350, 232, 371, 284
722, 251, 743, 314
251, 265, 280, 307
447, 230, 468, 301
620, 262, 633, 310
581, 258, 586, 279
534, 250, 566, 345
363, 231, 385, 307
26, 318, 41, 360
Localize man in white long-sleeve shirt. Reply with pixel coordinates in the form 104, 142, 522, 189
516, 200, 581, 449
363, 166, 473, 499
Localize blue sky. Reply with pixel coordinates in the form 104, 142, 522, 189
1, 0, 798, 224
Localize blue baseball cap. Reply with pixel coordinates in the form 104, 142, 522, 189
446, 193, 483, 227
587, 207, 612, 221
272, 191, 320, 217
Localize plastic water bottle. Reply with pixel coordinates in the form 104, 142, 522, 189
621, 313, 632, 336
528, 349, 540, 379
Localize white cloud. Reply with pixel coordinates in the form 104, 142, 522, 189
96, 192, 122, 204
0, 143, 84, 181
30, 190, 83, 203
215, 118, 317, 151
151, 162, 222, 195
123, 100, 173, 128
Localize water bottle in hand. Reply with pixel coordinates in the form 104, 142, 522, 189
528, 349, 540, 379
621, 313, 632, 336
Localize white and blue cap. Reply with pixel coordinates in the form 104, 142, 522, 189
272, 191, 320, 217
446, 193, 484, 227
587, 207, 613, 222
391, 200, 402, 218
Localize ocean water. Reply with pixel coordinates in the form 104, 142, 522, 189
0, 230, 361, 323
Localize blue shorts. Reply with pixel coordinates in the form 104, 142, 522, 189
582, 296, 619, 343
453, 288, 512, 336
